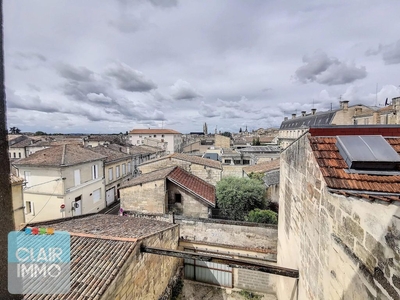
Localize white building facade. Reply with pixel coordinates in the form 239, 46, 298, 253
128, 129, 182, 154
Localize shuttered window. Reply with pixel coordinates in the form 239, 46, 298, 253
93, 188, 101, 203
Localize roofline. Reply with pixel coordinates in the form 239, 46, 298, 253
14, 157, 106, 168
119, 166, 177, 189
172, 154, 222, 170
167, 177, 216, 207
327, 188, 400, 197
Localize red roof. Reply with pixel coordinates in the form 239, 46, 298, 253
129, 128, 181, 134
309, 135, 400, 202
167, 167, 216, 207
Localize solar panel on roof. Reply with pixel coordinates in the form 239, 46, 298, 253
336, 135, 400, 171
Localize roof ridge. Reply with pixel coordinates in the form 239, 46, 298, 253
69, 232, 138, 242
61, 144, 67, 165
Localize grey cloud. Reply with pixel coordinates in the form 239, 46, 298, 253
170, 79, 202, 100
148, 0, 178, 7
365, 40, 400, 65
108, 14, 145, 33
27, 84, 41, 92
16, 51, 47, 62
199, 101, 219, 118
56, 63, 95, 82
87, 93, 113, 104
295, 50, 367, 85
105, 62, 157, 92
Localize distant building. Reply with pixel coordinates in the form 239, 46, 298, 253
203, 122, 208, 135
353, 96, 400, 125
278, 101, 375, 149
128, 128, 182, 154
13, 145, 106, 223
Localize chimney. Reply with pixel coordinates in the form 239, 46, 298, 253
311, 108, 317, 115
301, 111, 306, 117
373, 111, 380, 124
292, 113, 296, 119
284, 117, 288, 121
340, 100, 349, 111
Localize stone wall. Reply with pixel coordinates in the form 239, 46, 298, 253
120, 179, 166, 214
222, 165, 244, 178
235, 268, 275, 293
277, 133, 400, 300
167, 181, 210, 218
215, 134, 230, 148
177, 218, 277, 258
139, 158, 222, 186
101, 225, 181, 300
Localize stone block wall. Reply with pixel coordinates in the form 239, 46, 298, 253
120, 179, 166, 213
222, 165, 244, 178
167, 182, 210, 218
178, 218, 277, 258
101, 225, 181, 300
277, 133, 400, 300
215, 134, 230, 148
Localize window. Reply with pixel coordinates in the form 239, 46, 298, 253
74, 169, 80, 186
116, 166, 120, 178
18, 153, 21, 158
92, 164, 99, 179
13, 152, 16, 158
175, 194, 182, 203
137, 140, 140, 144
25, 201, 34, 215
162, 134, 164, 137
108, 168, 113, 181
127, 162, 131, 173
92, 188, 101, 203
122, 164, 126, 175
139, 135, 142, 138
243, 160, 250, 165
225, 159, 231, 164
154, 135, 156, 138
24, 171, 31, 187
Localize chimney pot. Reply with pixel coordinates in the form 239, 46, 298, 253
301, 111, 306, 117
340, 100, 349, 111
311, 108, 317, 115
292, 113, 296, 119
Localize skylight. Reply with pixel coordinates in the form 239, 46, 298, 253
336, 135, 400, 171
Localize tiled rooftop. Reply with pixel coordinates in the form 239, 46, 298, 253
243, 159, 280, 174
120, 166, 176, 188
10, 174, 24, 184
168, 167, 216, 206
88, 145, 131, 163
129, 128, 181, 134
24, 214, 177, 300
13, 144, 106, 167
9, 137, 39, 148
35, 214, 176, 239
309, 136, 400, 202
24, 236, 136, 300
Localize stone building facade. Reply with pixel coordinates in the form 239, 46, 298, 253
277, 126, 400, 300
138, 153, 222, 186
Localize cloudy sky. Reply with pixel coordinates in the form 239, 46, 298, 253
4, 0, 400, 134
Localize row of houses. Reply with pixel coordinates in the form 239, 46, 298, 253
11, 142, 164, 225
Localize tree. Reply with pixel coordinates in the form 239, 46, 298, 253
246, 209, 278, 224
248, 172, 265, 183
216, 177, 265, 221
221, 131, 232, 138
252, 137, 260, 146
34, 131, 47, 136
9, 126, 21, 134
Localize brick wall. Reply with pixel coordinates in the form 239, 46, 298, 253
277, 133, 400, 300
101, 225, 181, 300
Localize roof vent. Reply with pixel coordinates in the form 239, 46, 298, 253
336, 135, 400, 171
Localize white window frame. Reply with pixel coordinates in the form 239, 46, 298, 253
74, 169, 81, 186
108, 167, 113, 181
92, 188, 101, 203
127, 162, 131, 173
122, 163, 126, 175
92, 164, 99, 180
25, 201, 34, 215
116, 166, 120, 178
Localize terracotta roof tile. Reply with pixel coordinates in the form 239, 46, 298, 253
24, 215, 177, 300
120, 166, 176, 188
242, 159, 280, 174
309, 135, 400, 201
167, 167, 215, 206
13, 144, 106, 167
10, 174, 24, 184
88, 145, 131, 163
